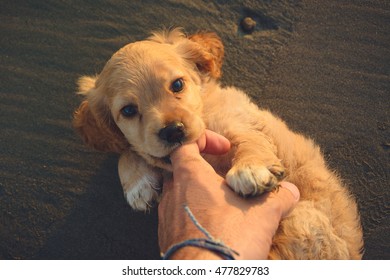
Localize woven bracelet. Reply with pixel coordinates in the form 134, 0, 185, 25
161, 205, 239, 260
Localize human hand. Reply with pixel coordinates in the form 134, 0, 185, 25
158, 130, 300, 259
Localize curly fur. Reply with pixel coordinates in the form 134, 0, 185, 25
73, 28, 363, 259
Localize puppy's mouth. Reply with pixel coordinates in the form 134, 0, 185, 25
156, 142, 183, 165
161, 155, 172, 165
149, 140, 186, 168
146, 120, 203, 169
152, 122, 188, 166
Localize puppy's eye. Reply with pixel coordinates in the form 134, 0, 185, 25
171, 78, 184, 93
121, 104, 138, 117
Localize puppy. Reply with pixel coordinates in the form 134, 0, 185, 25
73, 28, 363, 259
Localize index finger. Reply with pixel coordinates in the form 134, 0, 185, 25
197, 130, 231, 155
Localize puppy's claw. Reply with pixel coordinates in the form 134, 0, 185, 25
268, 164, 286, 180
226, 164, 284, 197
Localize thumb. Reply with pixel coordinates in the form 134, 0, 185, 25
274, 181, 300, 218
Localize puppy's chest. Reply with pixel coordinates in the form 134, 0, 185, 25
202, 153, 233, 177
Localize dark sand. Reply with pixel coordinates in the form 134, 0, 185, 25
0, 0, 388, 259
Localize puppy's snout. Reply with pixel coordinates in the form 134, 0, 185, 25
158, 121, 185, 143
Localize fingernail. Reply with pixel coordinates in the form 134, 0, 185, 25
280, 181, 300, 202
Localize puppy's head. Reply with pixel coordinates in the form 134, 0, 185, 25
73, 28, 224, 170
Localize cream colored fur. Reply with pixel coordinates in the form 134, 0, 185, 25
73, 28, 363, 259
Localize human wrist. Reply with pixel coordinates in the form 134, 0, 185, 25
161, 205, 239, 260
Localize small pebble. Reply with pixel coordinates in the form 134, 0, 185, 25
241, 17, 256, 33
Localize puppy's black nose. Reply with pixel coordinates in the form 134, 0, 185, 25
158, 121, 185, 143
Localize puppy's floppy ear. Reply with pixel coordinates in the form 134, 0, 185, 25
77, 75, 97, 94
150, 28, 224, 79
73, 76, 129, 154
188, 32, 224, 78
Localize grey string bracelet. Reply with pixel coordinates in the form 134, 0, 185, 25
161, 205, 239, 260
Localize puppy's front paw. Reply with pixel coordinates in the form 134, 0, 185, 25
124, 175, 160, 211
226, 164, 285, 196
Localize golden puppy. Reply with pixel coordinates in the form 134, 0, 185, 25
73, 28, 363, 259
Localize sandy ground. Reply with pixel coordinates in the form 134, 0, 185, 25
0, 0, 388, 259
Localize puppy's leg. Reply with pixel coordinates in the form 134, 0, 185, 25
226, 132, 285, 196
119, 150, 162, 211
269, 201, 351, 259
